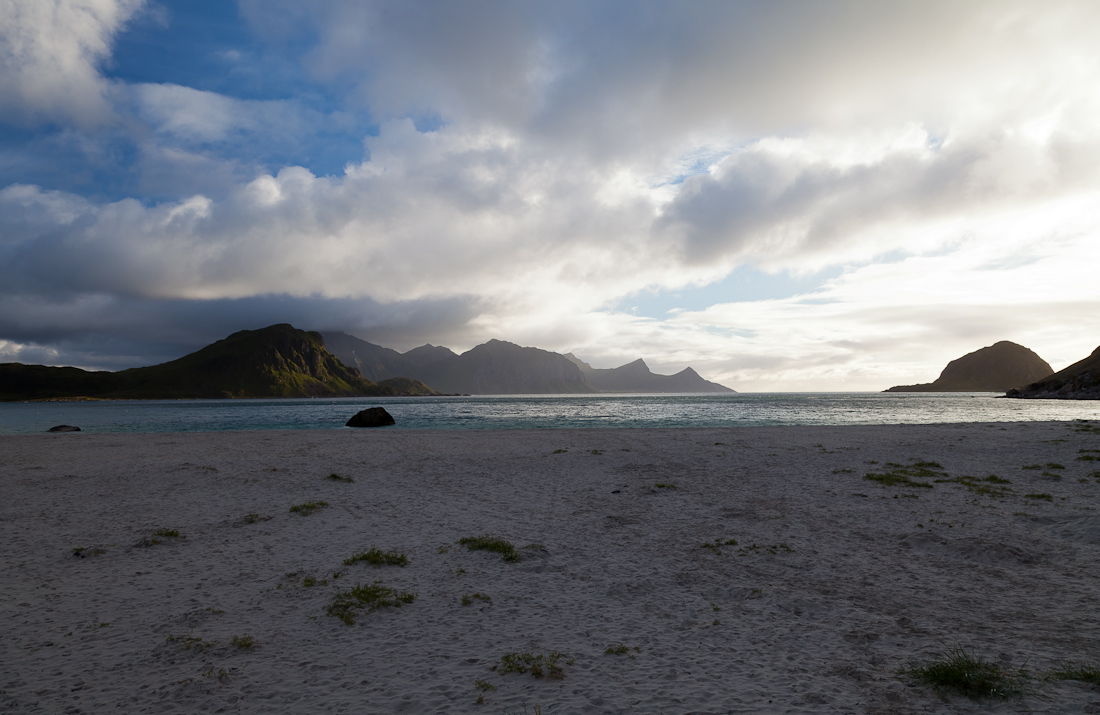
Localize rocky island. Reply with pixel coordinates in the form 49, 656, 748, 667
885, 341, 1053, 392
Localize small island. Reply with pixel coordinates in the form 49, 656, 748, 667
885, 341, 1053, 392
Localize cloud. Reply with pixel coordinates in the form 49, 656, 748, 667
0, 0, 144, 126
4, 0, 1100, 388
252, 1, 1100, 153
658, 124, 1100, 270
0, 291, 483, 371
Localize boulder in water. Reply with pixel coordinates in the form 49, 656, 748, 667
346, 407, 395, 428
47, 425, 81, 432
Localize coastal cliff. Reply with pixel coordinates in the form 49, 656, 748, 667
1006, 344, 1100, 400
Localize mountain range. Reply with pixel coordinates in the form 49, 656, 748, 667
885, 341, 1053, 392
323, 331, 734, 394
0, 324, 436, 401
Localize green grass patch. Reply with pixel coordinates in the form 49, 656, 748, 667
230, 634, 256, 651
864, 473, 934, 489
473, 679, 497, 692
1025, 493, 1054, 501
72, 546, 106, 558
1045, 463, 1065, 470
901, 646, 1024, 699
1047, 662, 1100, 686
604, 644, 640, 658
458, 535, 520, 562
327, 473, 354, 482
1022, 464, 1041, 470
325, 581, 416, 625
492, 651, 571, 679
343, 547, 408, 568
934, 475, 1013, 498
700, 538, 738, 555
134, 528, 182, 547
166, 634, 218, 653
461, 592, 491, 606
552, 449, 567, 454
864, 460, 945, 489
289, 500, 328, 515
1077, 455, 1098, 461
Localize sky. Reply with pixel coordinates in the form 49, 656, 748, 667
2, 0, 1100, 391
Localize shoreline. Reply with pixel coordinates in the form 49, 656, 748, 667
3, 423, 1100, 713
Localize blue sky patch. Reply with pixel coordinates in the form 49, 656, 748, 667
613, 265, 843, 318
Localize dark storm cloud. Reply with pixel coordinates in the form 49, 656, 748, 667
0, 292, 482, 370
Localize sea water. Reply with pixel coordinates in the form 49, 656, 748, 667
0, 393, 1097, 435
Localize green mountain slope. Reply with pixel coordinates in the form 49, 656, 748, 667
0, 324, 437, 401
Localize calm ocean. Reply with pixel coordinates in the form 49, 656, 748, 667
1, 393, 1098, 435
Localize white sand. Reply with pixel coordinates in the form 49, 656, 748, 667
2, 422, 1100, 714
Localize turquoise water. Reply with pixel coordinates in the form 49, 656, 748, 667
0, 393, 1097, 435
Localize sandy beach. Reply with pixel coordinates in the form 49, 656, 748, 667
2, 421, 1100, 714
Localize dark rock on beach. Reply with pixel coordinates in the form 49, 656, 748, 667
47, 425, 80, 432
346, 407, 396, 428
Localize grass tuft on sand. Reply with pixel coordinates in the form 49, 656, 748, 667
325, 581, 416, 625
901, 646, 1025, 699
289, 501, 328, 515
134, 528, 182, 547
462, 592, 491, 606
166, 634, 218, 653
343, 547, 408, 568
864, 460, 945, 489
458, 535, 520, 562
1046, 662, 1100, 686
934, 475, 1013, 497
492, 651, 572, 679
700, 538, 738, 555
